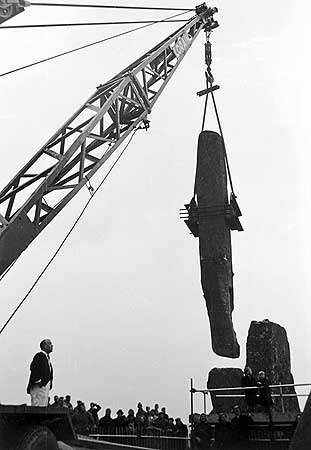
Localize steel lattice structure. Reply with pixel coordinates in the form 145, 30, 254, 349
0, 4, 218, 276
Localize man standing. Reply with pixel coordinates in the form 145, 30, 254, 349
65, 395, 73, 411
88, 402, 101, 427
257, 370, 273, 413
241, 366, 258, 412
27, 338, 53, 407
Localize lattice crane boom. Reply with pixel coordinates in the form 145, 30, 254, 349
0, 4, 218, 276
0, 0, 29, 24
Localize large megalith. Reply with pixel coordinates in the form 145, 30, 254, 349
195, 131, 239, 358
206, 319, 299, 414
207, 367, 244, 413
246, 319, 300, 412
289, 391, 311, 450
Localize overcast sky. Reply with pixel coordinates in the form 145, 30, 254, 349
0, 0, 310, 421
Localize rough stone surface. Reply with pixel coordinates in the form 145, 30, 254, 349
246, 319, 300, 412
195, 131, 239, 358
207, 319, 299, 414
289, 391, 311, 450
207, 367, 245, 413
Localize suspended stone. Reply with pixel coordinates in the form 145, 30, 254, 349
195, 130, 240, 358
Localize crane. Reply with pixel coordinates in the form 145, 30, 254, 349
0, 0, 29, 24
0, 3, 218, 277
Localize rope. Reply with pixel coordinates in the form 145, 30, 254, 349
0, 128, 139, 336
0, 19, 188, 29
0, 10, 190, 79
30, 2, 194, 11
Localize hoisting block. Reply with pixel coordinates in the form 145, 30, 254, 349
197, 85, 220, 97
195, 131, 240, 358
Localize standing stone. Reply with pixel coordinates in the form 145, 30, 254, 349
195, 131, 239, 358
289, 391, 311, 450
246, 319, 300, 412
207, 367, 245, 413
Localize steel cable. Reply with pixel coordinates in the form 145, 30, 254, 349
0, 10, 191, 78
30, 2, 194, 12
0, 19, 188, 29
0, 128, 139, 336
210, 88, 236, 198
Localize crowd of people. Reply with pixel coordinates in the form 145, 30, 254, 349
45, 367, 274, 440
193, 407, 254, 450
192, 366, 295, 450
49, 396, 188, 438
193, 406, 301, 450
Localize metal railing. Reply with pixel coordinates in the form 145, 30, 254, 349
89, 427, 190, 450
188, 379, 311, 449
190, 379, 311, 414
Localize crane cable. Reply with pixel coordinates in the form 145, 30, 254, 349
0, 10, 190, 79
30, 2, 194, 11
200, 31, 213, 133
200, 31, 236, 199
0, 127, 140, 336
0, 19, 188, 29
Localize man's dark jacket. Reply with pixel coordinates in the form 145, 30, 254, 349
26, 351, 53, 394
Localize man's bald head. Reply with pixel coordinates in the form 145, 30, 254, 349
40, 339, 53, 354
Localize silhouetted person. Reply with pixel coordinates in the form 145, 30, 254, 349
113, 409, 127, 430
161, 407, 169, 420
166, 417, 175, 436
72, 402, 94, 435
136, 402, 146, 420
175, 418, 188, 437
146, 409, 156, 427
51, 395, 59, 407
154, 403, 159, 416
230, 405, 253, 445
126, 409, 136, 432
136, 414, 146, 438
241, 366, 258, 412
215, 413, 231, 448
193, 413, 214, 450
58, 396, 68, 408
74, 400, 83, 412
98, 408, 114, 432
257, 371, 273, 412
65, 395, 73, 410
88, 402, 101, 426
154, 411, 168, 430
